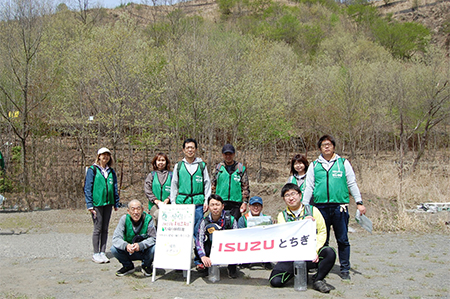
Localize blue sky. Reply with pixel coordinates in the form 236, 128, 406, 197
100, 0, 130, 8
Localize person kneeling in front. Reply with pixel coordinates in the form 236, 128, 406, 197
269, 183, 336, 293
195, 194, 239, 278
111, 199, 156, 277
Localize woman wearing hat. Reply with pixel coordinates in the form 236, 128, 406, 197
84, 147, 120, 264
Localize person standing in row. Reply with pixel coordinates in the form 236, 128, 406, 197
144, 153, 172, 223
170, 138, 211, 266
211, 144, 250, 221
84, 147, 120, 264
287, 154, 309, 188
302, 135, 367, 280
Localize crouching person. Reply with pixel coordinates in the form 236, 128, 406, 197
195, 194, 239, 278
111, 199, 156, 277
269, 183, 336, 293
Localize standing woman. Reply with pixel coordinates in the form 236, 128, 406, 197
84, 147, 120, 264
144, 153, 172, 220
287, 154, 309, 188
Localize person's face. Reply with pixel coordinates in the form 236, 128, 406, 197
320, 140, 335, 157
294, 161, 305, 174
98, 153, 110, 165
222, 153, 235, 165
183, 142, 197, 159
209, 198, 224, 217
128, 202, 143, 222
249, 203, 263, 216
156, 156, 167, 171
283, 189, 301, 210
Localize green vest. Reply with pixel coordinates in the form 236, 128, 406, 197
176, 161, 205, 205
215, 164, 244, 202
313, 158, 349, 204
124, 212, 152, 243
149, 171, 172, 210
91, 166, 115, 207
282, 206, 312, 222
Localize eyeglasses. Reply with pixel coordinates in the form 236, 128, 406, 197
284, 192, 299, 199
321, 142, 333, 148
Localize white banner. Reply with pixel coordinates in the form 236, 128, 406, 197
210, 219, 316, 265
153, 204, 195, 270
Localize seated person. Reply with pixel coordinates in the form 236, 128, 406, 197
195, 194, 239, 278
269, 183, 336, 293
238, 196, 272, 228
238, 195, 273, 270
111, 199, 156, 277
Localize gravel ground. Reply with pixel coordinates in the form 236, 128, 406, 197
0, 209, 449, 299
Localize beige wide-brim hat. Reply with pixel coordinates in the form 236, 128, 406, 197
97, 147, 111, 156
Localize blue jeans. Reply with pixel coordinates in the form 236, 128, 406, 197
193, 205, 204, 265
111, 245, 155, 268
317, 205, 350, 273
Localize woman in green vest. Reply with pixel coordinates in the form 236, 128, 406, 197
144, 153, 172, 221
84, 147, 120, 264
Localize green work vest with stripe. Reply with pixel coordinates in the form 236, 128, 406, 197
124, 212, 152, 243
149, 171, 172, 210
282, 206, 312, 222
176, 161, 205, 205
216, 164, 245, 203
91, 165, 115, 207
313, 158, 349, 204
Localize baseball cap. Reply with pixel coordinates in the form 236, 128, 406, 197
249, 196, 263, 205
97, 147, 111, 156
222, 144, 235, 154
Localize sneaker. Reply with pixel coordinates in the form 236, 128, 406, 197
196, 264, 207, 272
92, 253, 104, 264
116, 266, 135, 277
313, 280, 331, 293
341, 272, 351, 280
141, 266, 152, 277
228, 267, 238, 279
100, 252, 110, 263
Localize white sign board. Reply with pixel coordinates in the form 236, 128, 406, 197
210, 219, 316, 265
153, 204, 195, 270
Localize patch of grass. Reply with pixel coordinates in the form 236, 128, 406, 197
409, 253, 416, 257
57, 280, 67, 284
390, 289, 402, 295
365, 290, 387, 298
0, 216, 34, 230
2, 293, 29, 299
389, 250, 397, 254
406, 276, 415, 281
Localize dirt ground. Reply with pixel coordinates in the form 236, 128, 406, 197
0, 209, 449, 299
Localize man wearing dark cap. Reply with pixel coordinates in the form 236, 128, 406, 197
211, 144, 250, 221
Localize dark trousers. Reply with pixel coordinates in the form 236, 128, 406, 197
269, 246, 336, 287
196, 239, 237, 272
91, 205, 113, 253
224, 201, 242, 221
317, 205, 350, 273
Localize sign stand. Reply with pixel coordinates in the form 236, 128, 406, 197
152, 204, 195, 284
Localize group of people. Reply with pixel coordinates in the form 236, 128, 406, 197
84, 135, 367, 293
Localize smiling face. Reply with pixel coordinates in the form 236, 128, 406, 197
156, 155, 167, 171
249, 203, 263, 216
294, 161, 305, 175
98, 153, 111, 167
127, 200, 143, 222
183, 142, 197, 160
283, 189, 301, 211
223, 153, 235, 165
209, 198, 224, 218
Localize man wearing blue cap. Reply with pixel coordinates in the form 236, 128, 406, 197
212, 144, 250, 222
238, 196, 271, 228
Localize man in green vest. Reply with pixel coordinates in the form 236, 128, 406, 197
111, 200, 156, 277
211, 144, 250, 221
170, 138, 211, 266
302, 135, 367, 281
